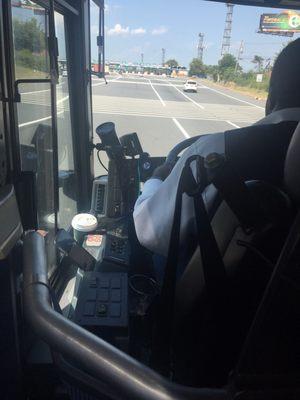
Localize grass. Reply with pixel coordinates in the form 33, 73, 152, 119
204, 79, 268, 100
15, 64, 49, 79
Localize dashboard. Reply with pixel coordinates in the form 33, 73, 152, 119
55, 123, 164, 357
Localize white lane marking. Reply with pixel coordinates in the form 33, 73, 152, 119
21, 88, 51, 95
92, 76, 121, 87
226, 120, 240, 128
18, 110, 64, 128
92, 81, 106, 87
172, 118, 190, 138
157, 78, 187, 85
167, 81, 205, 109
57, 95, 69, 104
148, 79, 166, 107
21, 83, 64, 95
201, 83, 265, 110
92, 109, 253, 125
92, 79, 187, 88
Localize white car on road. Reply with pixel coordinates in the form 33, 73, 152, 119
184, 79, 197, 93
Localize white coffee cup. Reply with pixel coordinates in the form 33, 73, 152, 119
71, 213, 98, 244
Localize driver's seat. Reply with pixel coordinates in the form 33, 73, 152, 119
171, 122, 297, 387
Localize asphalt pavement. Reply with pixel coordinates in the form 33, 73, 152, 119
91, 74, 266, 176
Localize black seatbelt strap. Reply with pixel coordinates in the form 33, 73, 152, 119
49, 286, 63, 314
153, 160, 186, 373
204, 152, 263, 230
154, 155, 228, 373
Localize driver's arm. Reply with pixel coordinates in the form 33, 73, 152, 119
134, 162, 174, 209
133, 132, 225, 256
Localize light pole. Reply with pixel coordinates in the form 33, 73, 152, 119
235, 40, 244, 73
162, 48, 166, 66
197, 33, 204, 61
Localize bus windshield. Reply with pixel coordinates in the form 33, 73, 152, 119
90, 0, 300, 176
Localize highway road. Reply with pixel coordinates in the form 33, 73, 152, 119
16, 74, 266, 177
91, 74, 266, 176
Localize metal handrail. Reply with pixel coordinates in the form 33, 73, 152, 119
23, 232, 227, 400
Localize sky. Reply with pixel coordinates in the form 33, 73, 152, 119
90, 0, 300, 71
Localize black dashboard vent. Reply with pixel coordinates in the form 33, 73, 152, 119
91, 176, 108, 216
96, 184, 105, 213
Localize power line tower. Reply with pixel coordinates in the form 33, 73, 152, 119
141, 53, 144, 65
221, 3, 234, 57
197, 33, 204, 61
162, 48, 166, 66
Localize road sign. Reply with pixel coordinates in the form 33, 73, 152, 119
256, 74, 263, 83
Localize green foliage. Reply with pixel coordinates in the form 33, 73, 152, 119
221, 66, 236, 83
13, 17, 48, 73
205, 65, 219, 81
218, 54, 237, 70
165, 58, 179, 67
194, 52, 270, 93
13, 17, 46, 53
252, 55, 264, 72
189, 58, 205, 77
15, 49, 47, 72
218, 54, 240, 81
227, 70, 269, 92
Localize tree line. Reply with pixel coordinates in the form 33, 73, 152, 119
13, 17, 48, 74
167, 54, 270, 92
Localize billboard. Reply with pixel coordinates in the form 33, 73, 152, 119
260, 12, 300, 33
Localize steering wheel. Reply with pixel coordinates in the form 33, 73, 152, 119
165, 134, 208, 164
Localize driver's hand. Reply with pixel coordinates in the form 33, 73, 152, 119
152, 162, 174, 181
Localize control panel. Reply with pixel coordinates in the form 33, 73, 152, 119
74, 272, 128, 329
103, 234, 130, 265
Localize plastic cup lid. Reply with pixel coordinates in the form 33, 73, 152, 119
71, 213, 98, 232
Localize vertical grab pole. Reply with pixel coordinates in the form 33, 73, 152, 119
48, 0, 59, 232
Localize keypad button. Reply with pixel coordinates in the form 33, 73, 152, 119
88, 277, 97, 288
97, 303, 107, 316
86, 289, 97, 301
98, 289, 109, 301
99, 277, 110, 288
84, 301, 95, 316
110, 303, 121, 317
111, 277, 121, 288
111, 289, 121, 302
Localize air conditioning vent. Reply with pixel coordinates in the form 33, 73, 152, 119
96, 185, 105, 213
91, 176, 108, 216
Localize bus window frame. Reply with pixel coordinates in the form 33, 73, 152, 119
1, 0, 95, 229
0, 0, 11, 181
52, 0, 95, 212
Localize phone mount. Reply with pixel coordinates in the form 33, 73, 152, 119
95, 122, 142, 218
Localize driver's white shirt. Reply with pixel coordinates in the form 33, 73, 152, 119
133, 108, 300, 256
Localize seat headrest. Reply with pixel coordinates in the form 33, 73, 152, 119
285, 121, 300, 204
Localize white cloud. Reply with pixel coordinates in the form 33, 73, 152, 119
107, 24, 129, 36
151, 26, 168, 35
107, 24, 147, 36
131, 27, 146, 35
